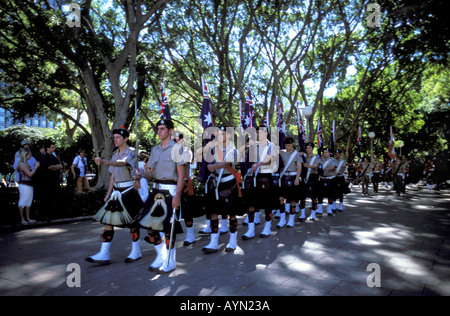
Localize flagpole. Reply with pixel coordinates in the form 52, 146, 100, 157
134, 81, 139, 157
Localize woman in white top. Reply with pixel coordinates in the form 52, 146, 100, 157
17, 149, 40, 225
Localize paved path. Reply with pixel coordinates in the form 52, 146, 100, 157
1, 185, 449, 297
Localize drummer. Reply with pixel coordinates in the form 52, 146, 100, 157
86, 126, 143, 265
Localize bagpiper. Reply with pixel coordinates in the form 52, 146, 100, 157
87, 126, 144, 265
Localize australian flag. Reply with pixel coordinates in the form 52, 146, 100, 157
240, 85, 257, 176
355, 126, 362, 159
317, 116, 323, 156
198, 76, 213, 182
330, 120, 335, 156
160, 83, 171, 120
276, 96, 286, 150
243, 85, 256, 129
296, 102, 307, 153
388, 125, 396, 160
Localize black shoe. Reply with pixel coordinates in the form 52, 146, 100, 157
202, 247, 218, 254
124, 256, 142, 263
85, 257, 110, 265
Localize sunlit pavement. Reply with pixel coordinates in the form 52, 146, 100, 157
1, 184, 449, 296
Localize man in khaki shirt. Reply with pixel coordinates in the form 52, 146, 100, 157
87, 126, 143, 265
371, 155, 383, 193
139, 119, 186, 274
358, 157, 372, 195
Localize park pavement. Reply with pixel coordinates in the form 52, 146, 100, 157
0, 184, 449, 297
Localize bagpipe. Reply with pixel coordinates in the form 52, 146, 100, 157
93, 185, 144, 227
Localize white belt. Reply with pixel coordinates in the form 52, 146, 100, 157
220, 174, 235, 183
114, 181, 134, 188
283, 171, 297, 176
336, 174, 344, 177
153, 183, 177, 191
259, 170, 273, 174
322, 176, 336, 180
397, 173, 404, 176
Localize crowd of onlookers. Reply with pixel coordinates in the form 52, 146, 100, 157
3, 139, 93, 225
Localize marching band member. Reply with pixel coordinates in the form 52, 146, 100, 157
392, 156, 409, 196
87, 126, 144, 265
334, 149, 347, 212
202, 125, 242, 253
242, 125, 277, 239
174, 133, 199, 247
298, 142, 320, 222
371, 155, 383, 193
139, 119, 186, 274
358, 157, 372, 195
317, 147, 337, 216
277, 137, 303, 228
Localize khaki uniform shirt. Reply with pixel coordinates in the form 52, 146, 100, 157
257, 140, 277, 174
305, 154, 319, 175
360, 162, 372, 176
335, 158, 346, 176
108, 145, 137, 183
372, 160, 382, 173
147, 140, 186, 181
319, 157, 337, 177
280, 150, 300, 173
393, 161, 409, 174
212, 143, 239, 176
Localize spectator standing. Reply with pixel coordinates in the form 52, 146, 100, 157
17, 149, 40, 225
70, 148, 90, 193
39, 142, 62, 221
